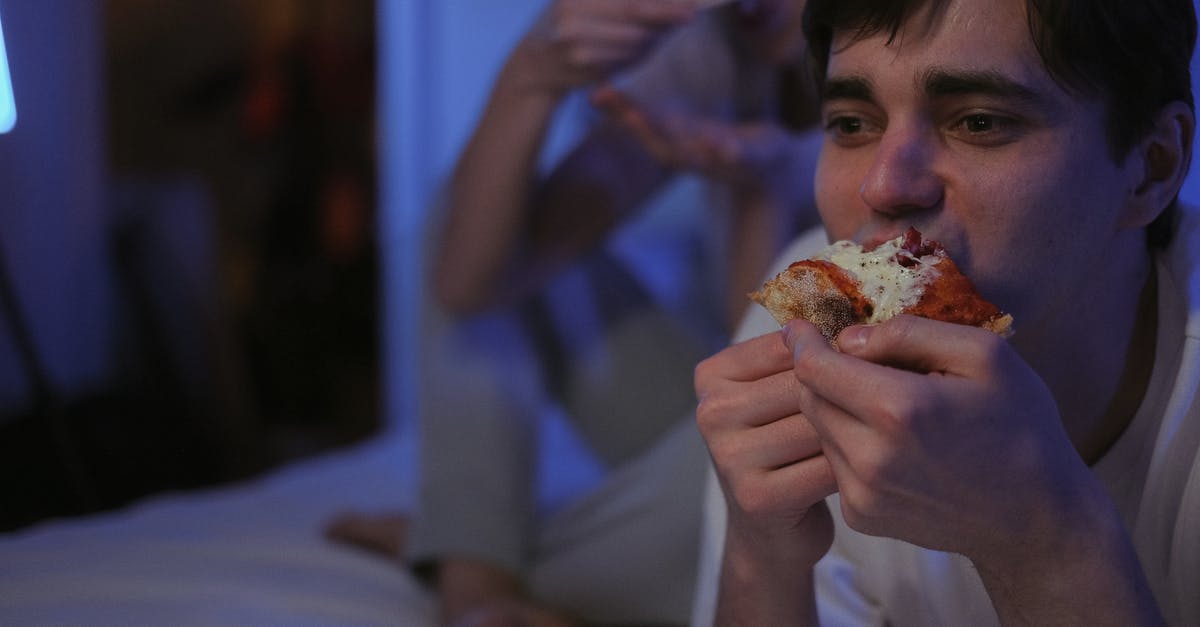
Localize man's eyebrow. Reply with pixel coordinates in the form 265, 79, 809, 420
921, 68, 1046, 105
822, 76, 876, 104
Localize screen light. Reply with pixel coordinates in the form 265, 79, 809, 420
0, 10, 15, 133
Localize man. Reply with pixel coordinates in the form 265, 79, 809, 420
693, 0, 1199, 624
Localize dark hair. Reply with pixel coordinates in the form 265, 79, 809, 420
802, 0, 1197, 248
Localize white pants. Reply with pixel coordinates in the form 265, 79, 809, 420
530, 418, 708, 625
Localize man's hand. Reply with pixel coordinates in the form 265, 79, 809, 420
784, 316, 1164, 624
696, 331, 837, 556
695, 331, 837, 624
783, 316, 1085, 559
512, 0, 695, 98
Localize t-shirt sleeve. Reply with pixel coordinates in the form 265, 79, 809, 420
813, 531, 888, 626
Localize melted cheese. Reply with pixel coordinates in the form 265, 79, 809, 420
820, 235, 942, 323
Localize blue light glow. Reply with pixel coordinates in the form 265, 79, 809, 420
0, 10, 15, 133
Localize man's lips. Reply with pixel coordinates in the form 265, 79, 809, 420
861, 230, 907, 250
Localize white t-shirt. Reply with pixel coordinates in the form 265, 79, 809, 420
692, 211, 1200, 626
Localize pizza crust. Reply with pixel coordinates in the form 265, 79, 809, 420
750, 261, 866, 341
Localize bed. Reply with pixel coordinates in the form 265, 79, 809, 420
0, 433, 436, 625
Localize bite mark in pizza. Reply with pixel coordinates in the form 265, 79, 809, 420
750, 228, 1013, 341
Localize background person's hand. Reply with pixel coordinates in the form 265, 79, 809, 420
512, 0, 695, 98
450, 598, 580, 627
591, 85, 795, 188
323, 510, 409, 559
594, 84, 816, 327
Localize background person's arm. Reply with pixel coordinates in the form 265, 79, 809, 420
432, 0, 693, 313
590, 86, 820, 330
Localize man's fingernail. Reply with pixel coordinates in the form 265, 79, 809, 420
837, 325, 872, 352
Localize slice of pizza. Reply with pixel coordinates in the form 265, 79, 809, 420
750, 227, 1013, 341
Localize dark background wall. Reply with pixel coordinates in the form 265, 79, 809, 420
0, 0, 379, 530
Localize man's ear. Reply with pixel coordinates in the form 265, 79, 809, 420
1121, 101, 1195, 229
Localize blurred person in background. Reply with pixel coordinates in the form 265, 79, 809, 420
328, 0, 820, 624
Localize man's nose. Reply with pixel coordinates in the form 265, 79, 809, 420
859, 124, 943, 217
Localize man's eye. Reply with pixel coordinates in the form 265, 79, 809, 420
822, 112, 881, 146
956, 113, 1018, 135
828, 116, 865, 135
962, 114, 995, 133
949, 112, 1023, 146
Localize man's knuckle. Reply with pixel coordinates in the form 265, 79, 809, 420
695, 390, 743, 434
840, 481, 886, 532
731, 480, 774, 516
839, 482, 871, 518
694, 396, 721, 432
976, 330, 1010, 366
791, 346, 823, 380
693, 356, 720, 394
855, 453, 896, 495
707, 438, 747, 472
876, 394, 919, 432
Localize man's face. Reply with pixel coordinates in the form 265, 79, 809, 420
813, 0, 1146, 332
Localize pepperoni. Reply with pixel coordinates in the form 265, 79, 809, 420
908, 257, 1002, 326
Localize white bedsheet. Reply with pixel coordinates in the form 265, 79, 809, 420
0, 434, 435, 626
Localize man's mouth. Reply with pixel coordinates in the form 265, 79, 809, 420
861, 230, 907, 250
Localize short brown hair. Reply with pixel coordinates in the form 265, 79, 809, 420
802, 0, 1197, 247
